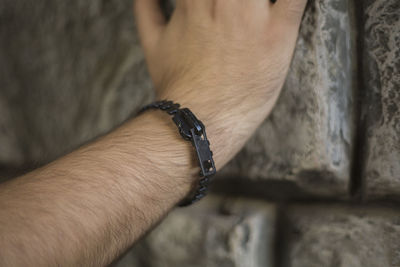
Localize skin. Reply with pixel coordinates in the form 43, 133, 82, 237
0, 0, 307, 266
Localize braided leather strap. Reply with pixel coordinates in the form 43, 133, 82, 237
140, 100, 216, 206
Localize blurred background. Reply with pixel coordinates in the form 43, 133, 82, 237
0, 0, 399, 266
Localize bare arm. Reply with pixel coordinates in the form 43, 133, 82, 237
0, 0, 307, 266
0, 112, 197, 266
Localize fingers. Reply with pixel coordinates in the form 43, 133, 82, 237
272, 0, 308, 27
134, 0, 166, 50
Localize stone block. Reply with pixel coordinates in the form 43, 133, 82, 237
221, 0, 355, 198
114, 196, 276, 267
0, 0, 153, 169
361, 0, 400, 198
282, 205, 400, 267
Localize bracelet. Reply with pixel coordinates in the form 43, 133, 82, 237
140, 100, 216, 206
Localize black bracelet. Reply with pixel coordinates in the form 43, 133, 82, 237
140, 100, 216, 206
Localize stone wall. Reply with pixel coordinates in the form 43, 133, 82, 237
0, 0, 399, 266
360, 0, 400, 199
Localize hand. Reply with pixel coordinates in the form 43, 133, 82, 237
134, 0, 307, 168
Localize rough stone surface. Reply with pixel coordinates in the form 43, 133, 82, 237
282, 205, 400, 267
0, 0, 153, 173
220, 0, 355, 197
361, 0, 400, 199
114, 197, 276, 267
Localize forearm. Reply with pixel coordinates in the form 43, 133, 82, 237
0, 111, 196, 266
0, 84, 277, 266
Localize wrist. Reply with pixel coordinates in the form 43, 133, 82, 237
139, 100, 216, 205
122, 111, 198, 201
157, 81, 281, 169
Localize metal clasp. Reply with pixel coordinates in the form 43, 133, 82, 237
173, 109, 216, 177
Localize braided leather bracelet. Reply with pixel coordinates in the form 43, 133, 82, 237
140, 100, 216, 206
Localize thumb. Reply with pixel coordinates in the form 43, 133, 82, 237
134, 0, 166, 51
